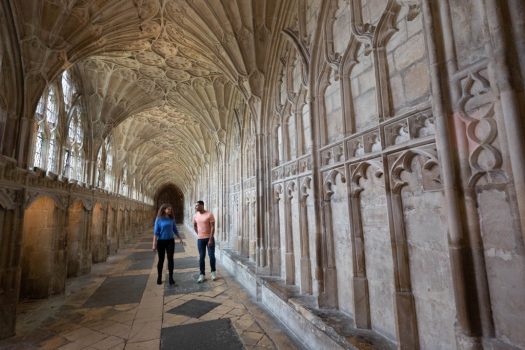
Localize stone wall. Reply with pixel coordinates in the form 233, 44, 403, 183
91, 203, 106, 263
188, 1, 525, 349
20, 196, 61, 299
66, 200, 87, 277
0, 156, 153, 339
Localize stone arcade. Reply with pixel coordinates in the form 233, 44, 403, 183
0, 0, 524, 349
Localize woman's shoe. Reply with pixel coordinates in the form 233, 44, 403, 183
169, 276, 175, 285
157, 276, 162, 285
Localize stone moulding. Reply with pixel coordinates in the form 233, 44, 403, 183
271, 155, 312, 184
317, 107, 435, 173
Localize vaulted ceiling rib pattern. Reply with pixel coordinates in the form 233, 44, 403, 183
11, 0, 286, 193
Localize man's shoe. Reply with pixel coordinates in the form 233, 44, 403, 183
157, 276, 162, 285
197, 274, 205, 283
211, 271, 217, 281
169, 277, 175, 285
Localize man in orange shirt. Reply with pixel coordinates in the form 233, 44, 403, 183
193, 200, 217, 283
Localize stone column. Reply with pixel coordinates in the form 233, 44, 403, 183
249, 196, 256, 261
241, 194, 250, 257
0, 188, 22, 339
318, 179, 338, 308
80, 202, 92, 275
237, 156, 245, 255
0, 0, 24, 161
386, 154, 420, 349
349, 163, 372, 329
1, 113, 20, 160
422, 0, 495, 346
484, 0, 525, 243
255, 133, 268, 269
51, 199, 68, 295
270, 184, 282, 276
284, 181, 295, 285
304, 91, 325, 304
298, 177, 312, 294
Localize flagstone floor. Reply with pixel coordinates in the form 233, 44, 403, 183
0, 227, 302, 350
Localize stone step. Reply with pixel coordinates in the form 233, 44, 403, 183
218, 248, 395, 350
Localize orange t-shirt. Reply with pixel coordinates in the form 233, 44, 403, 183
193, 211, 215, 239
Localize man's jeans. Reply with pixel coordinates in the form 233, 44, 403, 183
197, 238, 216, 275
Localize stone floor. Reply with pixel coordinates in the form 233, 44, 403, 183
0, 227, 302, 350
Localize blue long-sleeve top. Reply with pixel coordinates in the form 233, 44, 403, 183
154, 216, 181, 240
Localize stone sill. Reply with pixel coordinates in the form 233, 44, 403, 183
217, 248, 395, 350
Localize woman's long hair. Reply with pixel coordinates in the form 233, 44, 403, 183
157, 203, 175, 218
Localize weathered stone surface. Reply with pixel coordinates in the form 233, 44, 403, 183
0, 1, 525, 349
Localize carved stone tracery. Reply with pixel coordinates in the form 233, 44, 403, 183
457, 68, 506, 186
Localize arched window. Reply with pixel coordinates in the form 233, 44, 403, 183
105, 137, 114, 192
33, 84, 59, 171
120, 164, 128, 196
96, 144, 105, 188
58, 69, 86, 182
132, 178, 138, 200
63, 107, 84, 181
48, 132, 58, 173
33, 123, 45, 168
33, 69, 84, 177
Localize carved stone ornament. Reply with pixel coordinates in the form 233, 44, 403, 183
80, 198, 93, 211
351, 160, 384, 196
286, 181, 297, 199
282, 28, 310, 87
457, 68, 506, 186
300, 176, 312, 202
0, 188, 18, 210
24, 191, 67, 210
323, 168, 346, 201
390, 148, 441, 193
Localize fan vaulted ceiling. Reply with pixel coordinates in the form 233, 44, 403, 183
11, 0, 288, 193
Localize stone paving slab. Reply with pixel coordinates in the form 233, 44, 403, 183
164, 272, 211, 295
175, 243, 185, 253
161, 318, 243, 350
83, 275, 148, 307
166, 299, 221, 318
0, 229, 301, 350
173, 256, 199, 269
127, 251, 155, 270
129, 251, 155, 261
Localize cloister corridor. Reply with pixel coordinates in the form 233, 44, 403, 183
0, 225, 306, 350
1, 1, 525, 349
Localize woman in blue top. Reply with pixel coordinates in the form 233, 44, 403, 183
152, 203, 183, 285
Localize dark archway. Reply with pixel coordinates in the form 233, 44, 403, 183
154, 184, 184, 223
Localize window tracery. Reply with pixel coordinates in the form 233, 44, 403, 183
105, 137, 115, 192
32, 70, 86, 181
63, 106, 84, 181
96, 145, 105, 188
120, 164, 128, 196
33, 84, 59, 171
